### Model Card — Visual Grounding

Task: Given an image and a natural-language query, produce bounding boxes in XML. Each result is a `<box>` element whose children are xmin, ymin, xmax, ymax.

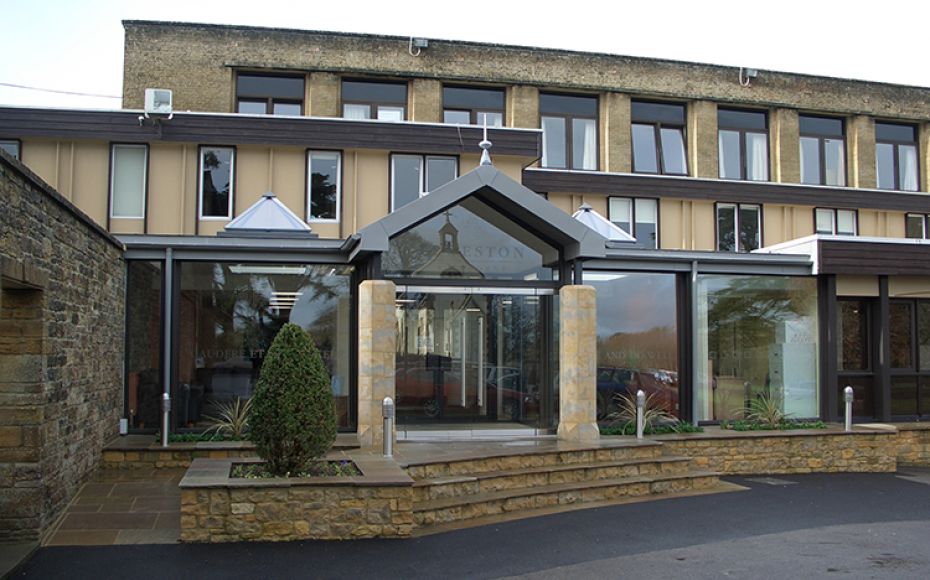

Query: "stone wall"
<box><xmin>123</xmin><ymin>21</ymin><xmax>930</xmax><ymax>120</ymax></box>
<box><xmin>0</xmin><ymin>150</ymin><xmax>125</xmax><ymax>542</ymax></box>
<box><xmin>659</xmin><ymin>430</ymin><xmax>897</xmax><ymax>475</ymax></box>
<box><xmin>895</xmin><ymin>424</ymin><xmax>930</xmax><ymax>465</ymax></box>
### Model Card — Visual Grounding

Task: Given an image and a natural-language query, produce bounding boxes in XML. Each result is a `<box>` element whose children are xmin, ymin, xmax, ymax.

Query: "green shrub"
<box><xmin>249</xmin><ymin>323</ymin><xmax>336</xmax><ymax>476</ymax></box>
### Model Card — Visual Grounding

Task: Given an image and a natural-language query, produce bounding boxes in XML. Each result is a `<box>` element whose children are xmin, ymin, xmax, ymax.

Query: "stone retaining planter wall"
<box><xmin>655</xmin><ymin>429</ymin><xmax>897</xmax><ymax>474</ymax></box>
<box><xmin>895</xmin><ymin>424</ymin><xmax>930</xmax><ymax>465</ymax></box>
<box><xmin>103</xmin><ymin>444</ymin><xmax>257</xmax><ymax>469</ymax></box>
<box><xmin>179</xmin><ymin>457</ymin><xmax>413</xmax><ymax>542</ymax></box>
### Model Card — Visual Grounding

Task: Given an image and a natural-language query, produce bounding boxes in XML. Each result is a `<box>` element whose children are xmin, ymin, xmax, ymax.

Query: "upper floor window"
<box><xmin>815</xmin><ymin>208</ymin><xmax>857</xmax><ymax>235</ymax></box>
<box><xmin>906</xmin><ymin>213</ymin><xmax>929</xmax><ymax>239</ymax></box>
<box><xmin>717</xmin><ymin>202</ymin><xmax>761</xmax><ymax>252</ymax></box>
<box><xmin>199</xmin><ymin>147</ymin><xmax>235</xmax><ymax>220</ymax></box>
<box><xmin>391</xmin><ymin>154</ymin><xmax>457</xmax><ymax>211</ymax></box>
<box><xmin>718</xmin><ymin>109</ymin><xmax>768</xmax><ymax>181</ymax></box>
<box><xmin>308</xmin><ymin>151</ymin><xmax>341</xmax><ymax>222</ymax></box>
<box><xmin>443</xmin><ymin>86</ymin><xmax>504</xmax><ymax>127</ymax></box>
<box><xmin>631</xmin><ymin>101</ymin><xmax>687</xmax><ymax>175</ymax></box>
<box><xmin>0</xmin><ymin>139</ymin><xmax>20</xmax><ymax>160</ymax></box>
<box><xmin>608</xmin><ymin>197</ymin><xmax>659</xmax><ymax>249</ymax></box>
<box><xmin>236</xmin><ymin>74</ymin><xmax>304</xmax><ymax>116</ymax></box>
<box><xmin>876</xmin><ymin>122</ymin><xmax>919</xmax><ymax>191</ymax></box>
<box><xmin>800</xmin><ymin>115</ymin><xmax>846</xmax><ymax>186</ymax></box>
<box><xmin>342</xmin><ymin>80</ymin><xmax>407</xmax><ymax>121</ymax></box>
<box><xmin>110</xmin><ymin>144</ymin><xmax>147</xmax><ymax>219</ymax></box>
<box><xmin>540</xmin><ymin>93</ymin><xmax>597</xmax><ymax>170</ymax></box>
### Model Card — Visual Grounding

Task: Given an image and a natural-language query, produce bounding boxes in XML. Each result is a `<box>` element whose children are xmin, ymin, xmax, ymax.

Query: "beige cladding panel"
<box><xmin>270</xmin><ymin>147</ymin><xmax>305</xmax><ymax>221</ymax></box>
<box><xmin>21</xmin><ymin>140</ymin><xmax>63</xmax><ymax>193</ymax></box>
<box><xmin>70</xmin><ymin>141</ymin><xmax>110</xmax><ymax>228</ymax></box>
<box><xmin>109</xmin><ymin>218</ymin><xmax>145</xmax><ymax>235</ymax></box>
<box><xmin>890</xmin><ymin>276</ymin><xmax>930</xmax><ymax>298</ymax></box>
<box><xmin>763</xmin><ymin>205</ymin><xmax>815</xmax><ymax>247</ymax></box>
<box><xmin>147</xmin><ymin>143</ymin><xmax>188</xmax><ymax>234</ymax></box>
<box><xmin>837</xmin><ymin>275</ymin><xmax>879</xmax><ymax>297</ymax></box>
<box><xmin>691</xmin><ymin>201</ymin><xmax>716</xmax><ymax>251</ymax></box>
<box><xmin>658</xmin><ymin>199</ymin><xmax>685</xmax><ymax>250</ymax></box>
<box><xmin>353</xmin><ymin>150</ymin><xmax>390</xmax><ymax>231</ymax></box>
<box><xmin>234</xmin><ymin>146</ymin><xmax>272</xmax><ymax>216</ymax></box>
<box><xmin>858</xmin><ymin>210</ymin><xmax>900</xmax><ymax>237</ymax></box>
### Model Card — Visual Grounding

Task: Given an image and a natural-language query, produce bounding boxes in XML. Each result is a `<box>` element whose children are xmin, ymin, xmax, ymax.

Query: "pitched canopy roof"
<box><xmin>572</xmin><ymin>203</ymin><xmax>636</xmax><ymax>243</ymax></box>
<box><xmin>221</xmin><ymin>191</ymin><xmax>312</xmax><ymax>237</ymax></box>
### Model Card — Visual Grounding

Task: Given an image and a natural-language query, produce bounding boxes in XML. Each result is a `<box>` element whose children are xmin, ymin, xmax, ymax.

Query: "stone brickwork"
<box><xmin>356</xmin><ymin>280</ymin><xmax>396</xmax><ymax>449</ymax></box>
<box><xmin>557</xmin><ymin>285</ymin><xmax>599</xmax><ymax>442</ymax></box>
<box><xmin>102</xmin><ymin>446</ymin><xmax>257</xmax><ymax>470</ymax></box>
<box><xmin>895</xmin><ymin>424</ymin><xmax>930</xmax><ymax>465</ymax></box>
<box><xmin>659</xmin><ymin>430</ymin><xmax>897</xmax><ymax>475</ymax></box>
<box><xmin>123</xmin><ymin>21</ymin><xmax>930</xmax><ymax>120</ymax></box>
<box><xmin>0</xmin><ymin>151</ymin><xmax>125</xmax><ymax>541</ymax></box>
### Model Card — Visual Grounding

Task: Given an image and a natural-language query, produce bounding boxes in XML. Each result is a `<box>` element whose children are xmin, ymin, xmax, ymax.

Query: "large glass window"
<box><xmin>0</xmin><ymin>139</ymin><xmax>20</xmax><ymax>160</ymax></box>
<box><xmin>716</xmin><ymin>203</ymin><xmax>761</xmax><ymax>253</ymax></box>
<box><xmin>383</xmin><ymin>198</ymin><xmax>558</xmax><ymax>281</ymax></box>
<box><xmin>443</xmin><ymin>86</ymin><xmax>504</xmax><ymax>127</ymax></box>
<box><xmin>586</xmin><ymin>272</ymin><xmax>679</xmax><ymax>420</ymax></box>
<box><xmin>888</xmin><ymin>300</ymin><xmax>930</xmax><ymax>418</ymax></box>
<box><xmin>800</xmin><ymin>115</ymin><xmax>846</xmax><ymax>186</ymax></box>
<box><xmin>540</xmin><ymin>93</ymin><xmax>597</xmax><ymax>170</ymax></box>
<box><xmin>608</xmin><ymin>197</ymin><xmax>658</xmax><ymax>249</ymax></box>
<box><xmin>815</xmin><ymin>208</ymin><xmax>857</xmax><ymax>235</ymax></box>
<box><xmin>177</xmin><ymin>262</ymin><xmax>355</xmax><ymax>430</ymax></box>
<box><xmin>125</xmin><ymin>261</ymin><xmax>163</xmax><ymax>431</ymax></box>
<box><xmin>236</xmin><ymin>74</ymin><xmax>304</xmax><ymax>115</ymax></box>
<box><xmin>199</xmin><ymin>147</ymin><xmax>235</xmax><ymax>219</ymax></box>
<box><xmin>876</xmin><ymin>122</ymin><xmax>919</xmax><ymax>191</ymax></box>
<box><xmin>110</xmin><ymin>144</ymin><xmax>147</xmax><ymax>219</ymax></box>
<box><xmin>390</xmin><ymin>154</ymin><xmax>457</xmax><ymax>211</ymax></box>
<box><xmin>342</xmin><ymin>80</ymin><xmax>407</xmax><ymax>121</ymax></box>
<box><xmin>695</xmin><ymin>275</ymin><xmax>819</xmax><ymax>422</ymax></box>
<box><xmin>631</xmin><ymin>101</ymin><xmax>687</xmax><ymax>175</ymax></box>
<box><xmin>307</xmin><ymin>151</ymin><xmax>341</xmax><ymax>222</ymax></box>
<box><xmin>718</xmin><ymin>109</ymin><xmax>768</xmax><ymax>181</ymax></box>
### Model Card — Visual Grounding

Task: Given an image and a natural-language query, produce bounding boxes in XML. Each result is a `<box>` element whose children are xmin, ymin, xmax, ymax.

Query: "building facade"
<box><xmin>2</xmin><ymin>21</ymin><xmax>930</xmax><ymax>443</ymax></box>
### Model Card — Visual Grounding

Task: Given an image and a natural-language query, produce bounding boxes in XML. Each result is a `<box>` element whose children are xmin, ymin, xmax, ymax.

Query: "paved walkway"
<box><xmin>44</xmin><ymin>468</ymin><xmax>183</xmax><ymax>546</ymax></box>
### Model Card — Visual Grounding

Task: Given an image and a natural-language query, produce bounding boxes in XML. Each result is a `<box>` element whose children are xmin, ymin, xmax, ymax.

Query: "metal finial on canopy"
<box><xmin>479</xmin><ymin>117</ymin><xmax>492</xmax><ymax>166</ymax></box>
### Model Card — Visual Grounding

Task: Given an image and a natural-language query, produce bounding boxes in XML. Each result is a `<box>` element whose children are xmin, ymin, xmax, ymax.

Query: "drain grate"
<box><xmin>744</xmin><ymin>477</ymin><xmax>798</xmax><ymax>486</ymax></box>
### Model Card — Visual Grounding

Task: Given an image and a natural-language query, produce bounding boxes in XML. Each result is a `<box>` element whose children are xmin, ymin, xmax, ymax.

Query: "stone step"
<box><xmin>414</xmin><ymin>470</ymin><xmax>721</xmax><ymax>527</ymax></box>
<box><xmin>412</xmin><ymin>456</ymin><xmax>692</xmax><ymax>502</ymax></box>
<box><xmin>404</xmin><ymin>441</ymin><xmax>663</xmax><ymax>480</ymax></box>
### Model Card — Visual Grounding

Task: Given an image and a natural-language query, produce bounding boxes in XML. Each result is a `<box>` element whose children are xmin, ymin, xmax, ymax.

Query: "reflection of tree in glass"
<box><xmin>201</xmin><ymin>150</ymin><xmax>229</xmax><ymax>216</ymax></box>
<box><xmin>383</xmin><ymin>231</ymin><xmax>439</xmax><ymax>276</ymax></box>
<box><xmin>706</xmin><ymin>278</ymin><xmax>810</xmax><ymax>349</ymax></box>
<box><xmin>309</xmin><ymin>172</ymin><xmax>336</xmax><ymax>219</ymax></box>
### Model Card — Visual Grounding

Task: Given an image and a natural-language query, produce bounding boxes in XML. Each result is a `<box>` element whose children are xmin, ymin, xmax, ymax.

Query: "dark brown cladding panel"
<box><xmin>523</xmin><ymin>169</ymin><xmax>930</xmax><ymax>213</ymax></box>
<box><xmin>0</xmin><ymin>108</ymin><xmax>540</xmax><ymax>157</ymax></box>
<box><xmin>819</xmin><ymin>241</ymin><xmax>930</xmax><ymax>276</ymax></box>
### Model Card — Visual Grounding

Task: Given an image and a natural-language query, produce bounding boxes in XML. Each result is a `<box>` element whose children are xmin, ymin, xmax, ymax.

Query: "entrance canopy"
<box><xmin>350</xmin><ymin>165</ymin><xmax>608</xmax><ymax>264</ymax></box>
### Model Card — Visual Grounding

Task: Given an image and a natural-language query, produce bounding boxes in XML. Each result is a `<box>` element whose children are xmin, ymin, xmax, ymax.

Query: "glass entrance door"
<box><xmin>395</xmin><ymin>291</ymin><xmax>552</xmax><ymax>427</ymax></box>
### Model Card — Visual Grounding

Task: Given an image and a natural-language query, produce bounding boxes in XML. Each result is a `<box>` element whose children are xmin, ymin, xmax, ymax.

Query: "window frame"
<box><xmin>442</xmin><ymin>85</ymin><xmax>505</xmax><ymax>127</ymax></box>
<box><xmin>539</xmin><ymin>92</ymin><xmax>599</xmax><ymax>171</ymax></box>
<box><xmin>341</xmin><ymin>79</ymin><xmax>408</xmax><ymax>121</ymax></box>
<box><xmin>607</xmin><ymin>196</ymin><xmax>660</xmax><ymax>249</ymax></box>
<box><xmin>906</xmin><ymin>213</ymin><xmax>930</xmax><ymax>239</ymax></box>
<box><xmin>0</xmin><ymin>138</ymin><xmax>21</xmax><ymax>160</ymax></box>
<box><xmin>715</xmin><ymin>202</ymin><xmax>762</xmax><ymax>253</ymax></box>
<box><xmin>108</xmin><ymin>142</ymin><xmax>149</xmax><ymax>221</ymax></box>
<box><xmin>197</xmin><ymin>145</ymin><xmax>236</xmax><ymax>221</ymax></box>
<box><xmin>799</xmin><ymin>115</ymin><xmax>846</xmax><ymax>186</ymax></box>
<box><xmin>306</xmin><ymin>149</ymin><xmax>343</xmax><ymax>224</ymax></box>
<box><xmin>875</xmin><ymin>121</ymin><xmax>920</xmax><ymax>192</ymax></box>
<box><xmin>630</xmin><ymin>101</ymin><xmax>688</xmax><ymax>176</ymax></box>
<box><xmin>717</xmin><ymin>108</ymin><xmax>769</xmax><ymax>182</ymax></box>
<box><xmin>235</xmin><ymin>72</ymin><xmax>305</xmax><ymax>116</ymax></box>
<box><xmin>389</xmin><ymin>153</ymin><xmax>459</xmax><ymax>212</ymax></box>
<box><xmin>814</xmin><ymin>207</ymin><xmax>858</xmax><ymax>236</ymax></box>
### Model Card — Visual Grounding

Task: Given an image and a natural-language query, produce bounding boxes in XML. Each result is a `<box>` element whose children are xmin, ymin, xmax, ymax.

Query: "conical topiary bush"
<box><xmin>249</xmin><ymin>323</ymin><xmax>336</xmax><ymax>476</ymax></box>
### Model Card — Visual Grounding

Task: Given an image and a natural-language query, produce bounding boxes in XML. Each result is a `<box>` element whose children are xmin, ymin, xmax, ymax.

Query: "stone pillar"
<box><xmin>688</xmin><ymin>100</ymin><xmax>718</xmax><ymax>178</ymax></box>
<box><xmin>771</xmin><ymin>108</ymin><xmax>800</xmax><ymax>183</ymax></box>
<box><xmin>507</xmin><ymin>85</ymin><xmax>539</xmax><ymax>129</ymax></box>
<box><xmin>308</xmin><ymin>72</ymin><xmax>341</xmax><ymax>117</ymax></box>
<box><xmin>848</xmin><ymin>115</ymin><xmax>876</xmax><ymax>189</ymax></box>
<box><xmin>601</xmin><ymin>92</ymin><xmax>631</xmax><ymax>173</ymax></box>
<box><xmin>557</xmin><ymin>285</ymin><xmax>599</xmax><ymax>442</ymax></box>
<box><xmin>409</xmin><ymin>79</ymin><xmax>442</xmax><ymax>123</ymax></box>
<box><xmin>357</xmin><ymin>280</ymin><xmax>397</xmax><ymax>449</ymax></box>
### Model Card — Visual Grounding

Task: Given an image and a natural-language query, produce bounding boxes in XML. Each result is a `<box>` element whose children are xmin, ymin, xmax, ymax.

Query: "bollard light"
<box><xmin>382</xmin><ymin>397</ymin><xmax>395</xmax><ymax>458</ymax></box>
<box><xmin>844</xmin><ymin>386</ymin><xmax>854</xmax><ymax>432</ymax></box>
<box><xmin>636</xmin><ymin>389</ymin><xmax>646</xmax><ymax>441</ymax></box>
<box><xmin>161</xmin><ymin>393</ymin><xmax>171</xmax><ymax>448</ymax></box>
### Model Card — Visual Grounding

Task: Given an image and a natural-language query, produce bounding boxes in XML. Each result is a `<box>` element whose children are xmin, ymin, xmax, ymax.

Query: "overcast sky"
<box><xmin>2</xmin><ymin>0</ymin><xmax>928</xmax><ymax>109</ymax></box>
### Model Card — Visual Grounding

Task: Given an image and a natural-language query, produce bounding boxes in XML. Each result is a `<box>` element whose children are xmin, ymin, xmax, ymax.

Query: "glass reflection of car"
<box><xmin>395</xmin><ymin>365</ymin><xmax>532</xmax><ymax>421</ymax></box>
<box><xmin>596</xmin><ymin>366</ymin><xmax>679</xmax><ymax>420</ymax></box>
